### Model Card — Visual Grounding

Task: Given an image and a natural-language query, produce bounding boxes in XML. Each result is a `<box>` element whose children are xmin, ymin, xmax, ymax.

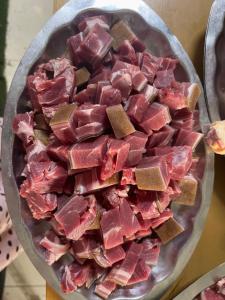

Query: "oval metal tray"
<box><xmin>205</xmin><ymin>0</ymin><xmax>225</xmax><ymax>122</ymax></box>
<box><xmin>173</xmin><ymin>262</ymin><xmax>225</xmax><ymax>300</ymax></box>
<box><xmin>2</xmin><ymin>0</ymin><xmax>214</xmax><ymax>299</ymax></box>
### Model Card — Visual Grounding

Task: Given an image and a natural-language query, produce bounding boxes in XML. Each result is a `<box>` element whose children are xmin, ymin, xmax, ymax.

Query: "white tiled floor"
<box><xmin>4</xmin><ymin>1</ymin><xmax>54</xmax><ymax>299</ymax></box>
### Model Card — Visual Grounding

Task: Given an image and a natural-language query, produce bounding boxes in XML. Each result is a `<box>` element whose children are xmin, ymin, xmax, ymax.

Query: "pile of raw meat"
<box><xmin>12</xmin><ymin>15</ymin><xmax>203</xmax><ymax>299</ymax></box>
<box><xmin>195</xmin><ymin>277</ymin><xmax>225</xmax><ymax>299</ymax></box>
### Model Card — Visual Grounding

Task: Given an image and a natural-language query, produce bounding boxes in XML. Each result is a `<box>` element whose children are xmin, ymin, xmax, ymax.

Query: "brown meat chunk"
<box><xmin>75</xmin><ymin>67</ymin><xmax>90</xmax><ymax>87</ymax></box>
<box><xmin>135</xmin><ymin>156</ymin><xmax>170</xmax><ymax>191</ymax></box>
<box><xmin>154</xmin><ymin>218</ymin><xmax>184</xmax><ymax>244</ymax></box>
<box><xmin>111</xmin><ymin>21</ymin><xmax>136</xmax><ymax>50</ymax></box>
<box><xmin>173</xmin><ymin>174</ymin><xmax>198</xmax><ymax>206</ymax></box>
<box><xmin>106</xmin><ymin>104</ymin><xmax>135</xmax><ymax>138</ymax></box>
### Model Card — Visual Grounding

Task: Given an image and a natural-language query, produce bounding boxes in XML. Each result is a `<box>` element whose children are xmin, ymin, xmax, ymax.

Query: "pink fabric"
<box><xmin>0</xmin><ymin>117</ymin><xmax>22</xmax><ymax>271</ymax></box>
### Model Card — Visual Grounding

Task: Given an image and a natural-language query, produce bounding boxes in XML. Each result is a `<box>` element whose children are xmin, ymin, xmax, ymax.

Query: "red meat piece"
<box><xmin>119</xmin><ymin>199</ymin><xmax>141</xmax><ymax>238</ymax></box>
<box><xmin>79</xmin><ymin>24</ymin><xmax>113</xmax><ymax>67</ymax></box>
<box><xmin>126</xmin><ymin>94</ymin><xmax>149</xmax><ymax>123</ymax></box>
<box><xmin>153</xmin><ymin>146</ymin><xmax>192</xmax><ymax>180</ymax></box>
<box><xmin>75</xmin><ymin>168</ymin><xmax>119</xmax><ymax>195</ymax></box>
<box><xmin>40</xmin><ymin>230</ymin><xmax>70</xmax><ymax>265</ymax></box>
<box><xmin>175</xmin><ymin>128</ymin><xmax>203</xmax><ymax>150</ymax></box>
<box><xmin>78</xmin><ymin>15</ymin><xmax>109</xmax><ymax>33</ymax></box>
<box><xmin>67</xmin><ymin>32</ymin><xmax>84</xmax><ymax>66</ymax></box>
<box><xmin>101</xmin><ymin>138</ymin><xmax>130</xmax><ymax>180</ymax></box>
<box><xmin>117</xmin><ymin>40</ymin><xmax>138</xmax><ymax>65</ymax></box>
<box><xmin>12</xmin><ymin>112</ymin><xmax>35</xmax><ymax>147</ymax></box>
<box><xmin>108</xmin><ymin>242</ymin><xmax>143</xmax><ymax>285</ymax></box>
<box><xmin>74</xmin><ymin>84</ymin><xmax>97</xmax><ymax>104</ymax></box>
<box><xmin>150</xmin><ymin>209</ymin><xmax>173</xmax><ymax>229</ymax></box>
<box><xmin>54</xmin><ymin>195</ymin><xmax>97</xmax><ymax>240</ymax></box>
<box><xmin>20</xmin><ymin>183</ymin><xmax>57</xmax><ymax>220</ymax></box>
<box><xmin>127</xmin><ymin>260</ymin><xmax>151</xmax><ymax>285</ymax></box>
<box><xmin>154</xmin><ymin>69</ymin><xmax>175</xmax><ymax>89</ymax></box>
<box><xmin>75</xmin><ymin>104</ymin><xmax>108</xmax><ymax>127</ymax></box>
<box><xmin>61</xmin><ymin>262</ymin><xmax>91</xmax><ymax>293</ymax></box>
<box><xmin>69</xmin><ymin>135</ymin><xmax>108</xmax><ymax>170</ymax></box>
<box><xmin>100</xmin><ymin>207</ymin><xmax>123</xmax><ymax>249</ymax></box>
<box><xmin>140</xmin><ymin>102</ymin><xmax>171</xmax><ymax>133</ymax></box>
<box><xmin>95</xmin><ymin>278</ymin><xmax>117</xmax><ymax>299</ymax></box>
<box><xmin>20</xmin><ymin>160</ymin><xmax>67</xmax><ymax>194</ymax></box>
<box><xmin>121</xmin><ymin>168</ymin><xmax>136</xmax><ymax>185</ymax></box>
<box><xmin>140</xmin><ymin>239</ymin><xmax>161</xmax><ymax>266</ymax></box>
<box><xmin>98</xmin><ymin>85</ymin><xmax>122</xmax><ymax>106</ymax></box>
<box><xmin>147</xmin><ymin>126</ymin><xmax>175</xmax><ymax>149</ymax></box>
<box><xmin>134</xmin><ymin>191</ymin><xmax>160</xmax><ymax>219</ymax></box>
<box><xmin>47</xmin><ymin>142</ymin><xmax>69</xmax><ymax>163</ymax></box>
<box><xmin>102</xmin><ymin>186</ymin><xmax>129</xmax><ymax>208</ymax></box>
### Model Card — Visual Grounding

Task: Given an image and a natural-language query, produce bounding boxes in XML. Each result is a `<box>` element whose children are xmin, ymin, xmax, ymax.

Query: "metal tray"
<box><xmin>173</xmin><ymin>262</ymin><xmax>225</xmax><ymax>300</ymax></box>
<box><xmin>2</xmin><ymin>0</ymin><xmax>214</xmax><ymax>299</ymax></box>
<box><xmin>205</xmin><ymin>0</ymin><xmax>225</xmax><ymax>122</ymax></box>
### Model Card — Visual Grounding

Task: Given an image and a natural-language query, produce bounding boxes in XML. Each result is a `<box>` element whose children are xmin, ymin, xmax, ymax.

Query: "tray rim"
<box><xmin>173</xmin><ymin>262</ymin><xmax>225</xmax><ymax>300</ymax></box>
<box><xmin>1</xmin><ymin>0</ymin><xmax>214</xmax><ymax>299</ymax></box>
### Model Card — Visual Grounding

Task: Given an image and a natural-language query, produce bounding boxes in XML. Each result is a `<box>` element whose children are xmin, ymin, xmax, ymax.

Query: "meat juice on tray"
<box><xmin>12</xmin><ymin>15</ymin><xmax>204</xmax><ymax>299</ymax></box>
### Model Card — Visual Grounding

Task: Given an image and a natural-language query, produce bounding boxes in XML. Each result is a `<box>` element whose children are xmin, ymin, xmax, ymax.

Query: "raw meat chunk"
<box><xmin>147</xmin><ymin>125</ymin><xmax>175</xmax><ymax>148</ymax></box>
<box><xmin>20</xmin><ymin>160</ymin><xmax>67</xmax><ymax>194</ymax></box>
<box><xmin>98</xmin><ymin>86</ymin><xmax>122</xmax><ymax>106</ymax></box>
<box><xmin>78</xmin><ymin>15</ymin><xmax>109</xmax><ymax>33</ymax></box>
<box><xmin>140</xmin><ymin>102</ymin><xmax>171</xmax><ymax>133</ymax></box>
<box><xmin>121</xmin><ymin>168</ymin><xmax>136</xmax><ymax>185</ymax></box>
<box><xmin>159</xmin><ymin>81</ymin><xmax>201</xmax><ymax>111</ymax></box>
<box><xmin>20</xmin><ymin>186</ymin><xmax>57</xmax><ymax>220</ymax></box>
<box><xmin>74</xmin><ymin>84</ymin><xmax>97</xmax><ymax>104</ymax></box>
<box><xmin>127</xmin><ymin>260</ymin><xmax>151</xmax><ymax>285</ymax></box>
<box><xmin>40</xmin><ymin>230</ymin><xmax>70</xmax><ymax>265</ymax></box>
<box><xmin>12</xmin><ymin>112</ymin><xmax>35</xmax><ymax>146</ymax></box>
<box><xmin>101</xmin><ymin>138</ymin><xmax>130</xmax><ymax>180</ymax></box>
<box><xmin>153</xmin><ymin>146</ymin><xmax>192</xmax><ymax>180</ymax></box>
<box><xmin>75</xmin><ymin>168</ymin><xmax>119</xmax><ymax>194</ymax></box>
<box><xmin>95</xmin><ymin>277</ymin><xmax>117</xmax><ymax>299</ymax></box>
<box><xmin>175</xmin><ymin>128</ymin><xmax>203</xmax><ymax>150</ymax></box>
<box><xmin>100</xmin><ymin>207</ymin><xmax>123</xmax><ymax>249</ymax></box>
<box><xmin>173</xmin><ymin>173</ymin><xmax>198</xmax><ymax>206</ymax></box>
<box><xmin>135</xmin><ymin>156</ymin><xmax>170</xmax><ymax>191</ymax></box>
<box><xmin>106</xmin><ymin>104</ymin><xmax>135</xmax><ymax>138</ymax></box>
<box><xmin>67</xmin><ymin>32</ymin><xmax>84</xmax><ymax>66</ymax></box>
<box><xmin>108</xmin><ymin>242</ymin><xmax>143</xmax><ymax>285</ymax></box>
<box><xmin>126</xmin><ymin>94</ymin><xmax>149</xmax><ymax>124</ymax></box>
<box><xmin>154</xmin><ymin>218</ymin><xmax>184</xmax><ymax>244</ymax></box>
<box><xmin>54</xmin><ymin>195</ymin><xmax>97</xmax><ymax>240</ymax></box>
<box><xmin>119</xmin><ymin>198</ymin><xmax>141</xmax><ymax>238</ymax></box>
<box><xmin>49</xmin><ymin>103</ymin><xmax>77</xmax><ymax>144</ymax></box>
<box><xmin>117</xmin><ymin>40</ymin><xmax>137</xmax><ymax>65</ymax></box>
<box><xmin>142</xmin><ymin>84</ymin><xmax>158</xmax><ymax>102</ymax></box>
<box><xmin>79</xmin><ymin>24</ymin><xmax>113</xmax><ymax>67</ymax></box>
<box><xmin>102</xmin><ymin>186</ymin><xmax>129</xmax><ymax>208</ymax></box>
<box><xmin>69</xmin><ymin>135</ymin><xmax>108</xmax><ymax>169</ymax></box>
<box><xmin>111</xmin><ymin>21</ymin><xmax>145</xmax><ymax>51</ymax></box>
<box><xmin>75</xmin><ymin>67</ymin><xmax>90</xmax><ymax>87</ymax></box>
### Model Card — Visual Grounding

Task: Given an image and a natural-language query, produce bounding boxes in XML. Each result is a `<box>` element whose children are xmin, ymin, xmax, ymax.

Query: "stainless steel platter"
<box><xmin>173</xmin><ymin>262</ymin><xmax>225</xmax><ymax>300</ymax></box>
<box><xmin>2</xmin><ymin>0</ymin><xmax>214</xmax><ymax>299</ymax></box>
<box><xmin>205</xmin><ymin>0</ymin><xmax>225</xmax><ymax>122</ymax></box>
